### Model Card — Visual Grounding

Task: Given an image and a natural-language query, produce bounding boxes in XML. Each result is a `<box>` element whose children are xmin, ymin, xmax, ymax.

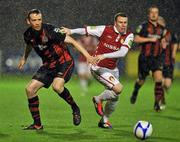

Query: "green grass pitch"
<box><xmin>0</xmin><ymin>75</ymin><xmax>180</xmax><ymax>142</ymax></box>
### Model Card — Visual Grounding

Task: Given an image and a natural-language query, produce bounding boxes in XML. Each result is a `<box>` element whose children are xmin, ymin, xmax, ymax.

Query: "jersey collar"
<box><xmin>113</xmin><ymin>26</ymin><xmax>126</xmax><ymax>35</ymax></box>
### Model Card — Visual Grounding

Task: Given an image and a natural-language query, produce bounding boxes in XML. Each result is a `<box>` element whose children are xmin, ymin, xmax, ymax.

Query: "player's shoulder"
<box><xmin>43</xmin><ymin>23</ymin><xmax>56</xmax><ymax>30</ymax></box>
<box><xmin>135</xmin><ymin>21</ymin><xmax>147</xmax><ymax>34</ymax></box>
<box><xmin>104</xmin><ymin>25</ymin><xmax>114</xmax><ymax>30</ymax></box>
<box><xmin>24</xmin><ymin>27</ymin><xmax>32</xmax><ymax>37</ymax></box>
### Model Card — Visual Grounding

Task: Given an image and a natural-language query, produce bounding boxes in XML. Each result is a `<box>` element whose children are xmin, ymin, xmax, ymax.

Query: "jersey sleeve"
<box><xmin>121</xmin><ymin>33</ymin><xmax>134</xmax><ymax>49</ymax></box>
<box><xmin>23</xmin><ymin>32</ymin><xmax>31</xmax><ymax>45</ymax></box>
<box><xmin>49</xmin><ymin>26</ymin><xmax>66</xmax><ymax>43</ymax></box>
<box><xmin>86</xmin><ymin>25</ymin><xmax>105</xmax><ymax>37</ymax></box>
<box><xmin>135</xmin><ymin>23</ymin><xmax>147</xmax><ymax>36</ymax></box>
<box><xmin>171</xmin><ymin>33</ymin><xmax>178</xmax><ymax>44</ymax></box>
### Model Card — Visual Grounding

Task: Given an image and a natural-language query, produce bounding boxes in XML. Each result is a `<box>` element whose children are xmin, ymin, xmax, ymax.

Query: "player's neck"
<box><xmin>149</xmin><ymin>20</ymin><xmax>158</xmax><ymax>27</ymax></box>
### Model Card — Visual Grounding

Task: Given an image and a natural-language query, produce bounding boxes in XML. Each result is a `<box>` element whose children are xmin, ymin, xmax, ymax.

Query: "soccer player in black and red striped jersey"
<box><xmin>130</xmin><ymin>6</ymin><xmax>166</xmax><ymax>111</ymax></box>
<box><xmin>18</xmin><ymin>9</ymin><xmax>97</xmax><ymax>130</ymax></box>
<box><xmin>158</xmin><ymin>16</ymin><xmax>178</xmax><ymax>109</ymax></box>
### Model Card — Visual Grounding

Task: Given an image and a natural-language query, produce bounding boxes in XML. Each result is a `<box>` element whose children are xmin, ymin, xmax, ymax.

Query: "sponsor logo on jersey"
<box><xmin>103</xmin><ymin>43</ymin><xmax>119</xmax><ymax>51</ymax></box>
<box><xmin>107</xmin><ymin>35</ymin><xmax>112</xmax><ymax>39</ymax></box>
<box><xmin>37</xmin><ymin>45</ymin><xmax>48</xmax><ymax>50</ymax></box>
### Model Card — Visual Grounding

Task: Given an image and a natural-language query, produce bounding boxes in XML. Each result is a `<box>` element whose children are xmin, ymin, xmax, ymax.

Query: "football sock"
<box><xmin>104</xmin><ymin>99</ymin><xmax>119</xmax><ymax>119</ymax></box>
<box><xmin>28</xmin><ymin>96</ymin><xmax>41</xmax><ymax>126</ymax></box>
<box><xmin>96</xmin><ymin>90</ymin><xmax>118</xmax><ymax>102</ymax></box>
<box><xmin>58</xmin><ymin>87</ymin><xmax>78</xmax><ymax>111</ymax></box>
<box><xmin>132</xmin><ymin>82</ymin><xmax>142</xmax><ymax>96</ymax></box>
<box><xmin>154</xmin><ymin>82</ymin><xmax>164</xmax><ymax>102</ymax></box>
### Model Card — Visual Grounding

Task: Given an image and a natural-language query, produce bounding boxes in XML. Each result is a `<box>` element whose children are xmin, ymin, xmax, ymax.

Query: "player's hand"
<box><xmin>18</xmin><ymin>58</ymin><xmax>26</xmax><ymax>70</ymax></box>
<box><xmin>60</xmin><ymin>27</ymin><xmax>71</xmax><ymax>35</ymax></box>
<box><xmin>95</xmin><ymin>55</ymin><xmax>105</xmax><ymax>62</ymax></box>
<box><xmin>149</xmin><ymin>37</ymin><xmax>158</xmax><ymax>42</ymax></box>
<box><xmin>86</xmin><ymin>56</ymin><xmax>99</xmax><ymax>65</ymax></box>
<box><xmin>161</xmin><ymin>38</ymin><xmax>168</xmax><ymax>49</ymax></box>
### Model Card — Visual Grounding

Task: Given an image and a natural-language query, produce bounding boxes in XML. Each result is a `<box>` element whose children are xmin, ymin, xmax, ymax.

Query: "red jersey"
<box><xmin>86</xmin><ymin>25</ymin><xmax>134</xmax><ymax>69</ymax></box>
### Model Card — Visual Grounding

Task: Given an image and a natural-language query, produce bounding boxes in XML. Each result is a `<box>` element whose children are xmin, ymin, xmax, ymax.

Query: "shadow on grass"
<box><xmin>169</xmin><ymin>106</ymin><xmax>180</xmax><ymax>112</ymax></box>
<box><xmin>0</xmin><ymin>133</ymin><xmax>10</xmax><ymax>138</ymax></box>
<box><xmin>157</xmin><ymin>115</ymin><xmax>180</xmax><ymax>121</ymax></box>
<box><xmin>149</xmin><ymin>136</ymin><xmax>180</xmax><ymax>142</ymax></box>
<box><xmin>37</xmin><ymin>129</ymin><xmax>97</xmax><ymax>140</ymax></box>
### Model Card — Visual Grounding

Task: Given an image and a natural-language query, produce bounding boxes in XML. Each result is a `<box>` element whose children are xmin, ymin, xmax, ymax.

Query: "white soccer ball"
<box><xmin>133</xmin><ymin>120</ymin><xmax>153</xmax><ymax>140</ymax></box>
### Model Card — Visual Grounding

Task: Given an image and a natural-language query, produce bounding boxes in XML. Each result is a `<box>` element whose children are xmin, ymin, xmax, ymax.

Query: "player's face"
<box><xmin>114</xmin><ymin>16</ymin><xmax>128</xmax><ymax>33</ymax></box>
<box><xmin>28</xmin><ymin>13</ymin><xmax>42</xmax><ymax>31</ymax></box>
<box><xmin>149</xmin><ymin>8</ymin><xmax>159</xmax><ymax>22</ymax></box>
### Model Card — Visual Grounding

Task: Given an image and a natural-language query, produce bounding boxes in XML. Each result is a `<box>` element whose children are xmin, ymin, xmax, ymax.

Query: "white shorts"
<box><xmin>90</xmin><ymin>65</ymin><xmax>120</xmax><ymax>89</ymax></box>
<box><xmin>77</xmin><ymin>62</ymin><xmax>91</xmax><ymax>75</ymax></box>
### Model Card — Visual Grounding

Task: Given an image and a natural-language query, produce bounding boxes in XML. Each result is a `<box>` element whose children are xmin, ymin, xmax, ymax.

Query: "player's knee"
<box><xmin>164</xmin><ymin>82</ymin><xmax>171</xmax><ymax>90</ymax></box>
<box><xmin>25</xmin><ymin>85</ymin><xmax>35</xmax><ymax>96</ymax></box>
<box><xmin>52</xmin><ymin>84</ymin><xmax>64</xmax><ymax>93</ymax></box>
<box><xmin>113</xmin><ymin>84</ymin><xmax>123</xmax><ymax>95</ymax></box>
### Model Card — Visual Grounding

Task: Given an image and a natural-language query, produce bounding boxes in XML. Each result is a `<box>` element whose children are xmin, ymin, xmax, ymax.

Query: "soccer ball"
<box><xmin>133</xmin><ymin>120</ymin><xmax>153</xmax><ymax>140</ymax></box>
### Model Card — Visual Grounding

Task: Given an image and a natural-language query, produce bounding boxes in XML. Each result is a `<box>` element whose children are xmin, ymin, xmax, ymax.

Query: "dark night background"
<box><xmin>0</xmin><ymin>0</ymin><xmax>179</xmax><ymax>73</ymax></box>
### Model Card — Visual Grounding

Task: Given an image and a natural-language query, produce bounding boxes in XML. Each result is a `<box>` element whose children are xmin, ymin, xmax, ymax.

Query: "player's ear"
<box><xmin>26</xmin><ymin>18</ymin><xmax>30</xmax><ymax>25</ymax></box>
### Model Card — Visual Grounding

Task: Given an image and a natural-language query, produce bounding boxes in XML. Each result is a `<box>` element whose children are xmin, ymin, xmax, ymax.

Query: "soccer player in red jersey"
<box><xmin>158</xmin><ymin>16</ymin><xmax>178</xmax><ymax>109</ymax></box>
<box><xmin>61</xmin><ymin>13</ymin><xmax>134</xmax><ymax>128</ymax></box>
<box><xmin>18</xmin><ymin>9</ymin><xmax>97</xmax><ymax>130</ymax></box>
<box><xmin>130</xmin><ymin>6</ymin><xmax>166</xmax><ymax>111</ymax></box>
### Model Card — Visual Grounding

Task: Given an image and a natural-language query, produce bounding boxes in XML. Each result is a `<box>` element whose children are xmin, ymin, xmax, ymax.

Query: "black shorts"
<box><xmin>163</xmin><ymin>65</ymin><xmax>174</xmax><ymax>79</ymax></box>
<box><xmin>138</xmin><ymin>54</ymin><xmax>163</xmax><ymax>80</ymax></box>
<box><xmin>32</xmin><ymin>60</ymin><xmax>74</xmax><ymax>88</ymax></box>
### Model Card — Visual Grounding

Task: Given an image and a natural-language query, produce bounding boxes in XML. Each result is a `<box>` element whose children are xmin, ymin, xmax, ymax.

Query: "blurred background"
<box><xmin>0</xmin><ymin>0</ymin><xmax>179</xmax><ymax>77</ymax></box>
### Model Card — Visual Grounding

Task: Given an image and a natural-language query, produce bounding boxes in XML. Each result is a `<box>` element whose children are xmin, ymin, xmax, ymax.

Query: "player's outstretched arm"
<box><xmin>64</xmin><ymin>35</ymin><xmax>98</xmax><ymax>65</ymax></box>
<box><xmin>18</xmin><ymin>45</ymin><xmax>32</xmax><ymax>70</ymax></box>
<box><xmin>60</xmin><ymin>27</ymin><xmax>86</xmax><ymax>35</ymax></box>
<box><xmin>134</xmin><ymin>35</ymin><xmax>158</xmax><ymax>43</ymax></box>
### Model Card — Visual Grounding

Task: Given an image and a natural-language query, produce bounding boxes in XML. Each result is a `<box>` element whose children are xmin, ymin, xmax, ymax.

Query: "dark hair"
<box><xmin>114</xmin><ymin>12</ymin><xmax>127</xmax><ymax>21</ymax></box>
<box><xmin>148</xmin><ymin>5</ymin><xmax>159</xmax><ymax>14</ymax></box>
<box><xmin>27</xmin><ymin>9</ymin><xmax>41</xmax><ymax>19</ymax></box>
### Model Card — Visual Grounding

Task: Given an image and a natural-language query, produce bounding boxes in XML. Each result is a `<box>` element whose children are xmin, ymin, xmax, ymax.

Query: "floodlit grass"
<box><xmin>0</xmin><ymin>75</ymin><xmax>180</xmax><ymax>142</ymax></box>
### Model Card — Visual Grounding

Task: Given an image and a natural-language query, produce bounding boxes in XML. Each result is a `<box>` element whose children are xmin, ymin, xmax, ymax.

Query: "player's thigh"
<box><xmin>91</xmin><ymin>66</ymin><xmax>120</xmax><ymax>89</ymax></box>
<box><xmin>138</xmin><ymin>55</ymin><xmax>149</xmax><ymax>80</ymax></box>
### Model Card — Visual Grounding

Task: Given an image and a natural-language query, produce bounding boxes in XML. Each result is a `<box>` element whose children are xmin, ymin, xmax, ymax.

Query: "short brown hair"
<box><xmin>148</xmin><ymin>5</ymin><xmax>159</xmax><ymax>14</ymax></box>
<box><xmin>114</xmin><ymin>12</ymin><xmax>127</xmax><ymax>21</ymax></box>
<box><xmin>27</xmin><ymin>9</ymin><xmax>41</xmax><ymax>19</ymax></box>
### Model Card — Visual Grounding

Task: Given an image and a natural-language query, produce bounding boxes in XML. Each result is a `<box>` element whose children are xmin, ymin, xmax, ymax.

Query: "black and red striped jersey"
<box><xmin>163</xmin><ymin>30</ymin><xmax>178</xmax><ymax>65</ymax></box>
<box><xmin>24</xmin><ymin>23</ymin><xmax>73</xmax><ymax>68</ymax></box>
<box><xmin>136</xmin><ymin>21</ymin><xmax>165</xmax><ymax>57</ymax></box>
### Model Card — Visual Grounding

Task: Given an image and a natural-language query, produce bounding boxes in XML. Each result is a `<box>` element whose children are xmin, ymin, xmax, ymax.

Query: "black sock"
<box><xmin>133</xmin><ymin>82</ymin><xmax>142</xmax><ymax>96</ymax></box>
<box><xmin>58</xmin><ymin>87</ymin><xmax>79</xmax><ymax>111</ymax></box>
<box><xmin>28</xmin><ymin>96</ymin><xmax>41</xmax><ymax>126</ymax></box>
<box><xmin>154</xmin><ymin>82</ymin><xmax>164</xmax><ymax>102</ymax></box>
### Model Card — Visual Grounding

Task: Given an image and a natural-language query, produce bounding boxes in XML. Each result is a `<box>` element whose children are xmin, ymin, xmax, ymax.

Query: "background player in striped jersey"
<box><xmin>130</xmin><ymin>6</ymin><xmax>166</xmax><ymax>111</ymax></box>
<box><xmin>158</xmin><ymin>16</ymin><xmax>178</xmax><ymax>109</ymax></box>
<box><xmin>61</xmin><ymin>12</ymin><xmax>134</xmax><ymax>128</ymax></box>
<box><xmin>18</xmin><ymin>9</ymin><xmax>97</xmax><ymax>130</ymax></box>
